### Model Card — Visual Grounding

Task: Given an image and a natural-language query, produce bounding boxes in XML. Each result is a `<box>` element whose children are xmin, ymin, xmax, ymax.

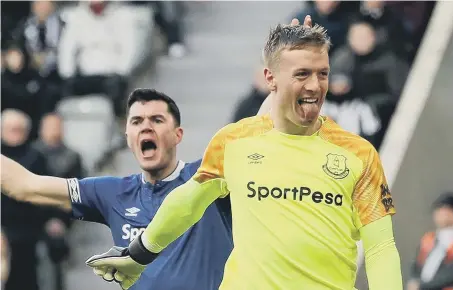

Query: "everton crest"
<box><xmin>322</xmin><ymin>153</ymin><xmax>350</xmax><ymax>179</ymax></box>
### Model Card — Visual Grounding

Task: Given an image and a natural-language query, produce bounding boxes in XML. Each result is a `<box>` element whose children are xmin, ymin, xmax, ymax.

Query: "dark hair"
<box><xmin>432</xmin><ymin>192</ymin><xmax>453</xmax><ymax>211</ymax></box>
<box><xmin>126</xmin><ymin>88</ymin><xmax>181</xmax><ymax>126</ymax></box>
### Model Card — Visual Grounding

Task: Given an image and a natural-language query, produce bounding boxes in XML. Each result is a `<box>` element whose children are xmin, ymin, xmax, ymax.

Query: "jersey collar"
<box><xmin>141</xmin><ymin>160</ymin><xmax>186</xmax><ymax>184</ymax></box>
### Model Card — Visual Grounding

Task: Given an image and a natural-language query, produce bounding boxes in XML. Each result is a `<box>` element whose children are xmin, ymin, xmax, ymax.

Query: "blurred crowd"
<box><xmin>233</xmin><ymin>0</ymin><xmax>435</xmax><ymax>151</ymax></box>
<box><xmin>2</xmin><ymin>1</ymin><xmax>451</xmax><ymax>290</ymax></box>
<box><xmin>1</xmin><ymin>1</ymin><xmax>185</xmax><ymax>289</ymax></box>
<box><xmin>407</xmin><ymin>193</ymin><xmax>453</xmax><ymax>290</ymax></box>
<box><xmin>1</xmin><ymin>0</ymin><xmax>186</xmax><ymax>172</ymax></box>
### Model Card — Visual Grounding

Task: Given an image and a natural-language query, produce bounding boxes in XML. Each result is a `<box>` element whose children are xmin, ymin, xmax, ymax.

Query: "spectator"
<box><xmin>14</xmin><ymin>0</ymin><xmax>65</xmax><ymax>84</ymax></box>
<box><xmin>386</xmin><ymin>1</ymin><xmax>436</xmax><ymax>62</ymax></box>
<box><xmin>58</xmin><ymin>0</ymin><xmax>135</xmax><ymax>118</ymax></box>
<box><xmin>151</xmin><ymin>1</ymin><xmax>187</xmax><ymax>58</ymax></box>
<box><xmin>33</xmin><ymin>112</ymin><xmax>85</xmax><ymax>180</ymax></box>
<box><xmin>232</xmin><ymin>68</ymin><xmax>269</xmax><ymax>122</ymax></box>
<box><xmin>407</xmin><ymin>193</ymin><xmax>453</xmax><ymax>290</ymax></box>
<box><xmin>0</xmin><ymin>109</ymin><xmax>51</xmax><ymax>290</ymax></box>
<box><xmin>1</xmin><ymin>1</ymin><xmax>31</xmax><ymax>50</ymax></box>
<box><xmin>1</xmin><ymin>45</ymin><xmax>38</xmax><ymax>115</ymax></box>
<box><xmin>1</xmin><ymin>44</ymin><xmax>57</xmax><ymax>141</ymax></box>
<box><xmin>292</xmin><ymin>0</ymin><xmax>356</xmax><ymax>54</ymax></box>
<box><xmin>356</xmin><ymin>1</ymin><xmax>414</xmax><ymax>62</ymax></box>
<box><xmin>321</xmin><ymin>77</ymin><xmax>381</xmax><ymax>139</ymax></box>
<box><xmin>32</xmin><ymin>112</ymin><xmax>86</xmax><ymax>290</ymax></box>
<box><xmin>328</xmin><ymin>20</ymin><xmax>410</xmax><ymax>149</ymax></box>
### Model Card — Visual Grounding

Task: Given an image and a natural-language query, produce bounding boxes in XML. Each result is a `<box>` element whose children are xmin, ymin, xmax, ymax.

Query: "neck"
<box><xmin>270</xmin><ymin>109</ymin><xmax>321</xmax><ymax>136</ymax></box>
<box><xmin>142</xmin><ymin>158</ymin><xmax>178</xmax><ymax>184</ymax></box>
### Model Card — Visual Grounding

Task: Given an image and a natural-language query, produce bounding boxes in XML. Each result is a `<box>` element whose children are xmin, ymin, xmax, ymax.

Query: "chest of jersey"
<box><xmin>110</xmin><ymin>184</ymin><xmax>170</xmax><ymax>246</ymax></box>
<box><xmin>225</xmin><ymin>134</ymin><xmax>360</xmax><ymax>199</ymax></box>
<box><xmin>223</xmin><ymin>133</ymin><xmax>364</xmax><ymax>235</ymax></box>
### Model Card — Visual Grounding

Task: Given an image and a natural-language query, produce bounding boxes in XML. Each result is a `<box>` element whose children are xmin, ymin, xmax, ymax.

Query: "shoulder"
<box><xmin>419</xmin><ymin>232</ymin><xmax>436</xmax><ymax>250</ymax></box>
<box><xmin>15</xmin><ymin>17</ymin><xmax>29</xmax><ymax>35</ymax></box>
<box><xmin>186</xmin><ymin>159</ymin><xmax>202</xmax><ymax>170</ymax></box>
<box><xmin>211</xmin><ymin>115</ymin><xmax>273</xmax><ymax>146</ymax></box>
<box><xmin>421</xmin><ymin>231</ymin><xmax>436</xmax><ymax>242</ymax></box>
<box><xmin>23</xmin><ymin>146</ymin><xmax>49</xmax><ymax>175</ymax></box>
<box><xmin>31</xmin><ymin>140</ymin><xmax>45</xmax><ymax>153</ymax></box>
<box><xmin>28</xmin><ymin>145</ymin><xmax>48</xmax><ymax>163</ymax></box>
<box><xmin>61</xmin><ymin>4</ymin><xmax>87</xmax><ymax>25</ymax></box>
<box><xmin>64</xmin><ymin>146</ymin><xmax>82</xmax><ymax>160</ymax></box>
<box><xmin>320</xmin><ymin>117</ymin><xmax>378</xmax><ymax>165</ymax></box>
<box><xmin>182</xmin><ymin>159</ymin><xmax>202</xmax><ymax>178</ymax></box>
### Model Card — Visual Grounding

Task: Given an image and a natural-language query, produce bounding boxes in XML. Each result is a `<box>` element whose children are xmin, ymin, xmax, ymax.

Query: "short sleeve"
<box><xmin>66</xmin><ymin>177</ymin><xmax>107</xmax><ymax>224</ymax></box>
<box><xmin>193</xmin><ymin>124</ymin><xmax>236</xmax><ymax>184</ymax></box>
<box><xmin>353</xmin><ymin>147</ymin><xmax>396</xmax><ymax>227</ymax></box>
<box><xmin>193</xmin><ymin>115</ymin><xmax>272</xmax><ymax>188</ymax></box>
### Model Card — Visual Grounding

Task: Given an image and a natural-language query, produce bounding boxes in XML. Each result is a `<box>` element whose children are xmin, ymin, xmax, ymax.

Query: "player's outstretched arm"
<box><xmin>360</xmin><ymin>216</ymin><xmax>403</xmax><ymax>290</ymax></box>
<box><xmin>1</xmin><ymin>154</ymin><xmax>71</xmax><ymax>211</ymax></box>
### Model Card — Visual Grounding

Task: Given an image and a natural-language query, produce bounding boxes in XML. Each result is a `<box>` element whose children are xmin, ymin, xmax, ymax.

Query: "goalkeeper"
<box><xmin>86</xmin><ymin>19</ymin><xmax>403</xmax><ymax>290</ymax></box>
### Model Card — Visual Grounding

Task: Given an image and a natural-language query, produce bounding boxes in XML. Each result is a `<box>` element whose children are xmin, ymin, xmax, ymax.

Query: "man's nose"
<box><xmin>140</xmin><ymin>119</ymin><xmax>154</xmax><ymax>133</ymax></box>
<box><xmin>304</xmin><ymin>74</ymin><xmax>321</xmax><ymax>93</ymax></box>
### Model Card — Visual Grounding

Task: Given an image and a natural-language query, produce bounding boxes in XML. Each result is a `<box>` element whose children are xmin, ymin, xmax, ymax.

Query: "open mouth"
<box><xmin>140</xmin><ymin>139</ymin><xmax>157</xmax><ymax>157</ymax></box>
<box><xmin>296</xmin><ymin>97</ymin><xmax>320</xmax><ymax>122</ymax></box>
<box><xmin>297</xmin><ymin>97</ymin><xmax>318</xmax><ymax>105</ymax></box>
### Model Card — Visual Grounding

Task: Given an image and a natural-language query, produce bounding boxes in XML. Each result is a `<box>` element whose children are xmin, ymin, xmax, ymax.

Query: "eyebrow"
<box><xmin>294</xmin><ymin>67</ymin><xmax>330</xmax><ymax>72</ymax></box>
<box><xmin>129</xmin><ymin>114</ymin><xmax>167</xmax><ymax>121</ymax></box>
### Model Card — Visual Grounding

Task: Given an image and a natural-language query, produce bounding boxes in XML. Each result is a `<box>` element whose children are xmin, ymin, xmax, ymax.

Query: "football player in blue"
<box><xmin>1</xmin><ymin>88</ymin><xmax>244</xmax><ymax>290</ymax></box>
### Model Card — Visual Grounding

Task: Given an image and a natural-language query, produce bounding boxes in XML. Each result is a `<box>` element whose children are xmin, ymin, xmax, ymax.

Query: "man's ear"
<box><xmin>264</xmin><ymin>68</ymin><xmax>276</xmax><ymax>92</ymax></box>
<box><xmin>175</xmin><ymin>127</ymin><xmax>183</xmax><ymax>145</ymax></box>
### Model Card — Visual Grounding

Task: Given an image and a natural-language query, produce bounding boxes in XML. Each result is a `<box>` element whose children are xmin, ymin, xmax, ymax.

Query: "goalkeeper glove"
<box><xmin>86</xmin><ymin>233</ymin><xmax>158</xmax><ymax>290</ymax></box>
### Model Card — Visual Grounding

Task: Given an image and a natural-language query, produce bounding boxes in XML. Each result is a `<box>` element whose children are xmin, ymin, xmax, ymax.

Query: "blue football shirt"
<box><xmin>67</xmin><ymin>160</ymin><xmax>233</xmax><ymax>290</ymax></box>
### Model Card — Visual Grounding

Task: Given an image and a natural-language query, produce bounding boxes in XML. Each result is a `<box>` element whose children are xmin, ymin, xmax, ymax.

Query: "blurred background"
<box><xmin>1</xmin><ymin>1</ymin><xmax>452</xmax><ymax>290</ymax></box>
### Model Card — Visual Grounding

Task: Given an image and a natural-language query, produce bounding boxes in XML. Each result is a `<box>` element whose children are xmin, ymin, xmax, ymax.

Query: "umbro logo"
<box><xmin>125</xmin><ymin>207</ymin><xmax>140</xmax><ymax>217</ymax></box>
<box><xmin>248</xmin><ymin>153</ymin><xmax>264</xmax><ymax>160</ymax></box>
<box><xmin>248</xmin><ymin>153</ymin><xmax>264</xmax><ymax>164</ymax></box>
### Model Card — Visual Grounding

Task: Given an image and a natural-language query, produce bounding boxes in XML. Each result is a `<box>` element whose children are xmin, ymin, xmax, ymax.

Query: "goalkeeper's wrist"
<box><xmin>128</xmin><ymin>233</ymin><xmax>160</xmax><ymax>265</ymax></box>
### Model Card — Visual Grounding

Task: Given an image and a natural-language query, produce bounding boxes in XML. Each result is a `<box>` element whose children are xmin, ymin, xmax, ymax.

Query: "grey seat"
<box><xmin>56</xmin><ymin>95</ymin><xmax>115</xmax><ymax>174</ymax></box>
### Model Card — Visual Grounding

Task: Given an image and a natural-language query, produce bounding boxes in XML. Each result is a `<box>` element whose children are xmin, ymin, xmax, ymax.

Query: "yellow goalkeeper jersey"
<box><xmin>193</xmin><ymin>115</ymin><xmax>396</xmax><ymax>290</ymax></box>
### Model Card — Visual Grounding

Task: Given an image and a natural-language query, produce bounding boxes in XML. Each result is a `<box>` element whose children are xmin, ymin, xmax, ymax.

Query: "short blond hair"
<box><xmin>263</xmin><ymin>23</ymin><xmax>331</xmax><ymax>68</ymax></box>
